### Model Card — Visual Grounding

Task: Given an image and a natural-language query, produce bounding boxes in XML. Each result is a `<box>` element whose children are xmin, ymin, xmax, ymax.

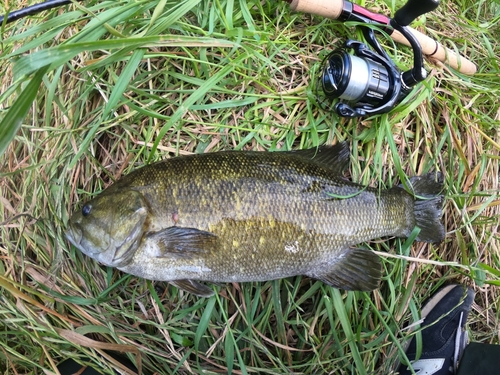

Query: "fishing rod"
<box><xmin>3</xmin><ymin>0</ymin><xmax>476</xmax><ymax>118</ymax></box>
<box><xmin>1</xmin><ymin>0</ymin><xmax>477</xmax><ymax>77</ymax></box>
<box><xmin>285</xmin><ymin>0</ymin><xmax>477</xmax><ymax>117</ymax></box>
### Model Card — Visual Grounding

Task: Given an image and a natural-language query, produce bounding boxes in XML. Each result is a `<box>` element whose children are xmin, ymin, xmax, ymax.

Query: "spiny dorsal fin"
<box><xmin>309</xmin><ymin>248</ymin><xmax>382</xmax><ymax>291</ymax></box>
<box><xmin>170</xmin><ymin>279</ymin><xmax>215</xmax><ymax>297</ymax></box>
<box><xmin>145</xmin><ymin>226</ymin><xmax>218</xmax><ymax>257</ymax></box>
<box><xmin>282</xmin><ymin>142</ymin><xmax>350</xmax><ymax>175</ymax></box>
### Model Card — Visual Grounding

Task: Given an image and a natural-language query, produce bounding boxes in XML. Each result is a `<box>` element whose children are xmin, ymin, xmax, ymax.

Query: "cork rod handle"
<box><xmin>287</xmin><ymin>0</ymin><xmax>477</xmax><ymax>75</ymax></box>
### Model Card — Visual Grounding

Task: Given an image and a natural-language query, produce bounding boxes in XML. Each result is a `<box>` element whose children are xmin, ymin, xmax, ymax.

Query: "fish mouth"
<box><xmin>65</xmin><ymin>224</ymin><xmax>82</xmax><ymax>248</ymax></box>
<box><xmin>65</xmin><ymin>224</ymin><xmax>100</xmax><ymax>258</ymax></box>
<box><xmin>65</xmin><ymin>219</ymin><xmax>143</xmax><ymax>267</ymax></box>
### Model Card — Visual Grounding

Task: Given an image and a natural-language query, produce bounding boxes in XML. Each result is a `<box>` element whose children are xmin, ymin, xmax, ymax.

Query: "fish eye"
<box><xmin>82</xmin><ymin>204</ymin><xmax>92</xmax><ymax>217</ymax></box>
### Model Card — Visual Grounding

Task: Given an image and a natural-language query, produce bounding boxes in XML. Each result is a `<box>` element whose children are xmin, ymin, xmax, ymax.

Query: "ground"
<box><xmin>0</xmin><ymin>0</ymin><xmax>499</xmax><ymax>374</ymax></box>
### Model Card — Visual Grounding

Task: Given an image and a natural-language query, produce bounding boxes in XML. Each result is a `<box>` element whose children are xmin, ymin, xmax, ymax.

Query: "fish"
<box><xmin>65</xmin><ymin>142</ymin><xmax>444</xmax><ymax>297</ymax></box>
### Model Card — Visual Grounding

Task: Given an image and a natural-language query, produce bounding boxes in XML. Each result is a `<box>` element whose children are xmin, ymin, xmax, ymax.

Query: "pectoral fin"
<box><xmin>145</xmin><ymin>226</ymin><xmax>218</xmax><ymax>257</ymax></box>
<box><xmin>170</xmin><ymin>279</ymin><xmax>215</xmax><ymax>297</ymax></box>
<box><xmin>311</xmin><ymin>248</ymin><xmax>382</xmax><ymax>291</ymax></box>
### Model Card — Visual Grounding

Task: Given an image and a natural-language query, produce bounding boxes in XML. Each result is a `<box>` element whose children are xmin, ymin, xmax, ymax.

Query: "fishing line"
<box><xmin>0</xmin><ymin>0</ymin><xmax>79</xmax><ymax>24</ymax></box>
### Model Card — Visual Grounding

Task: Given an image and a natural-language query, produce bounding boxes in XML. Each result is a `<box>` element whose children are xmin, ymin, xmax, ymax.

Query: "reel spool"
<box><xmin>318</xmin><ymin>0</ymin><xmax>439</xmax><ymax>118</ymax></box>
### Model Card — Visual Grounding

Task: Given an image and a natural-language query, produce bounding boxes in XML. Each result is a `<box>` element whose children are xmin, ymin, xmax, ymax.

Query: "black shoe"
<box><xmin>397</xmin><ymin>284</ymin><xmax>474</xmax><ymax>375</ymax></box>
<box><xmin>57</xmin><ymin>358</ymin><xmax>103</xmax><ymax>375</ymax></box>
<box><xmin>57</xmin><ymin>352</ymin><xmax>138</xmax><ymax>375</ymax></box>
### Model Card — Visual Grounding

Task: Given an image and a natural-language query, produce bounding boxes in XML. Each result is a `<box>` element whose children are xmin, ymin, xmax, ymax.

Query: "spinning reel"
<box><xmin>319</xmin><ymin>0</ymin><xmax>440</xmax><ymax>118</ymax></box>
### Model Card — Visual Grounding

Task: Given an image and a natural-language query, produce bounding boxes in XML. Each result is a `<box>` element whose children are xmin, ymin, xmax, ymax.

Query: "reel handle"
<box><xmin>394</xmin><ymin>0</ymin><xmax>439</xmax><ymax>26</ymax></box>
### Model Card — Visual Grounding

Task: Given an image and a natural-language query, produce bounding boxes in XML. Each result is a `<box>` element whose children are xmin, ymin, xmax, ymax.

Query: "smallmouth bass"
<box><xmin>66</xmin><ymin>143</ymin><xmax>444</xmax><ymax>297</ymax></box>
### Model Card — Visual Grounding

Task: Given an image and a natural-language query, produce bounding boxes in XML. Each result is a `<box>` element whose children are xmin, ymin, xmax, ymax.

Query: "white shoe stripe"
<box><xmin>406</xmin><ymin>358</ymin><xmax>445</xmax><ymax>375</ymax></box>
<box><xmin>453</xmin><ymin>311</ymin><xmax>465</xmax><ymax>372</ymax></box>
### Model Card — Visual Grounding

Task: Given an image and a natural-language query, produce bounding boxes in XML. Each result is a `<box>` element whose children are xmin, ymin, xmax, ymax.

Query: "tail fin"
<box><xmin>408</xmin><ymin>173</ymin><xmax>445</xmax><ymax>243</ymax></box>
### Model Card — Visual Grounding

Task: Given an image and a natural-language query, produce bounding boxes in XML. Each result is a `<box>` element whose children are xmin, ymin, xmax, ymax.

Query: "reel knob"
<box><xmin>394</xmin><ymin>0</ymin><xmax>440</xmax><ymax>26</ymax></box>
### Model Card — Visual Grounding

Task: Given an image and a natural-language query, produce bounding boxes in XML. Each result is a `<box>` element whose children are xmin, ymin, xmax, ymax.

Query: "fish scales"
<box><xmin>110</xmin><ymin>152</ymin><xmax>408</xmax><ymax>280</ymax></box>
<box><xmin>66</xmin><ymin>143</ymin><xmax>445</xmax><ymax>297</ymax></box>
<box><xmin>109</xmin><ymin>151</ymin><xmax>412</xmax><ymax>239</ymax></box>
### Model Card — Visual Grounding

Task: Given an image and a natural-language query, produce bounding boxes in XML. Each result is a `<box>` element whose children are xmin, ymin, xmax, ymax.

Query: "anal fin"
<box><xmin>170</xmin><ymin>279</ymin><xmax>215</xmax><ymax>298</ymax></box>
<box><xmin>311</xmin><ymin>248</ymin><xmax>382</xmax><ymax>291</ymax></box>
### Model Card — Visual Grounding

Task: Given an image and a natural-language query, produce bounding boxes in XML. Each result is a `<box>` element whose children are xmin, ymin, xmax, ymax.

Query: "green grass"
<box><xmin>1</xmin><ymin>0</ymin><xmax>499</xmax><ymax>373</ymax></box>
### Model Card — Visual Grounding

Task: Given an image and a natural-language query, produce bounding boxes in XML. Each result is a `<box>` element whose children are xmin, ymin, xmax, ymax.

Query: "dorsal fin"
<box><xmin>281</xmin><ymin>142</ymin><xmax>350</xmax><ymax>175</ymax></box>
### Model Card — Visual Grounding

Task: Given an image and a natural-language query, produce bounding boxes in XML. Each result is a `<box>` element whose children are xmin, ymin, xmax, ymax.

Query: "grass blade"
<box><xmin>146</xmin><ymin>50</ymin><xmax>248</xmax><ymax>160</ymax></box>
<box><xmin>69</xmin><ymin>48</ymin><xmax>145</xmax><ymax>167</ymax></box>
<box><xmin>194</xmin><ymin>296</ymin><xmax>216</xmax><ymax>353</ymax></box>
<box><xmin>0</xmin><ymin>66</ymin><xmax>48</xmax><ymax>158</ymax></box>
<box><xmin>330</xmin><ymin>289</ymin><xmax>367</xmax><ymax>375</ymax></box>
